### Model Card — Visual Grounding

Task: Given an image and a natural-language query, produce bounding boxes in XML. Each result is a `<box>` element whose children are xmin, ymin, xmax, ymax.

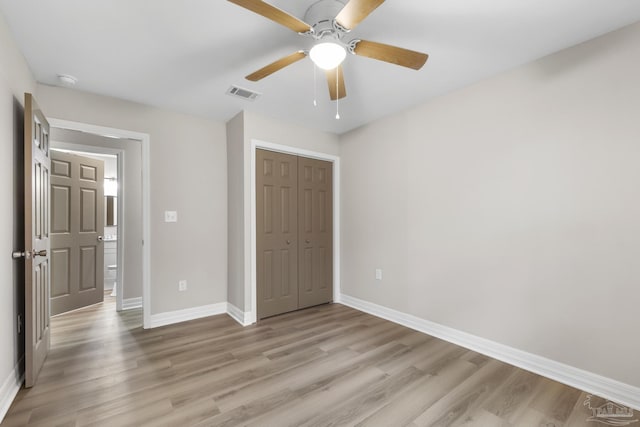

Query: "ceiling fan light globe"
<box><xmin>310</xmin><ymin>42</ymin><xmax>346</xmax><ymax>70</ymax></box>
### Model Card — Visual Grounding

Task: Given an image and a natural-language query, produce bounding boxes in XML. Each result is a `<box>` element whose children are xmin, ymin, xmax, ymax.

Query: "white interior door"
<box><xmin>23</xmin><ymin>93</ymin><xmax>51</xmax><ymax>388</ymax></box>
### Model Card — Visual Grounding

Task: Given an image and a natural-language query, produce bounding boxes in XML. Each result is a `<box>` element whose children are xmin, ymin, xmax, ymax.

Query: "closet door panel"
<box><xmin>298</xmin><ymin>157</ymin><xmax>333</xmax><ymax>309</ymax></box>
<box><xmin>256</xmin><ymin>149</ymin><xmax>299</xmax><ymax>319</ymax></box>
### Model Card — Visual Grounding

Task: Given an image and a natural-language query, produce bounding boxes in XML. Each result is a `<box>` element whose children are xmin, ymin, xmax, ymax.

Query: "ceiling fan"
<box><xmin>228</xmin><ymin>0</ymin><xmax>429</xmax><ymax>101</ymax></box>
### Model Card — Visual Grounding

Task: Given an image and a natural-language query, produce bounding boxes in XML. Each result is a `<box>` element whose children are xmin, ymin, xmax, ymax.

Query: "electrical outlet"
<box><xmin>375</xmin><ymin>269</ymin><xmax>383</xmax><ymax>281</ymax></box>
<box><xmin>178</xmin><ymin>280</ymin><xmax>187</xmax><ymax>291</ymax></box>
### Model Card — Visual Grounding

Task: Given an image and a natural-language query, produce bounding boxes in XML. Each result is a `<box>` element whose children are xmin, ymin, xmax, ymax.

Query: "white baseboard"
<box><xmin>339</xmin><ymin>293</ymin><xmax>640</xmax><ymax>411</ymax></box>
<box><xmin>0</xmin><ymin>358</ymin><xmax>23</xmax><ymax>423</ymax></box>
<box><xmin>148</xmin><ymin>301</ymin><xmax>256</xmax><ymax>329</ymax></box>
<box><xmin>122</xmin><ymin>297</ymin><xmax>142</xmax><ymax>310</ymax></box>
<box><xmin>149</xmin><ymin>302</ymin><xmax>227</xmax><ymax>328</ymax></box>
<box><xmin>226</xmin><ymin>303</ymin><xmax>253</xmax><ymax>326</ymax></box>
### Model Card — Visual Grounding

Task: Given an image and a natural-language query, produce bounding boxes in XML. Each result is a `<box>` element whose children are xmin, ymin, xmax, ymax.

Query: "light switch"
<box><xmin>164</xmin><ymin>211</ymin><xmax>178</xmax><ymax>223</ymax></box>
<box><xmin>375</xmin><ymin>269</ymin><xmax>383</xmax><ymax>280</ymax></box>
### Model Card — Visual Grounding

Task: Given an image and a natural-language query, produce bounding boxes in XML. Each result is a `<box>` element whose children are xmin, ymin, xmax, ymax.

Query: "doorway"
<box><xmin>51</xmin><ymin>139</ymin><xmax>129</xmax><ymax>311</ymax></box>
<box><xmin>249</xmin><ymin>145</ymin><xmax>340</xmax><ymax>321</ymax></box>
<box><xmin>48</xmin><ymin>120</ymin><xmax>151</xmax><ymax>328</ymax></box>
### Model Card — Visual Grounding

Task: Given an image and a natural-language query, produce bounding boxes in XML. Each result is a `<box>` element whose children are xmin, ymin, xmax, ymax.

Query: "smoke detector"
<box><xmin>57</xmin><ymin>74</ymin><xmax>78</xmax><ymax>86</ymax></box>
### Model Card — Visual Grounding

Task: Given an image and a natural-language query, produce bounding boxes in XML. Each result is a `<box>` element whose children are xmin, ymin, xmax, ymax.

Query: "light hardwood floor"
<box><xmin>1</xmin><ymin>296</ymin><xmax>626</xmax><ymax>426</ymax></box>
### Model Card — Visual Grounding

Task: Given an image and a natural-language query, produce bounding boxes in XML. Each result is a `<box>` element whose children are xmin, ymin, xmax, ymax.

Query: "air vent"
<box><xmin>226</xmin><ymin>85</ymin><xmax>261</xmax><ymax>101</ymax></box>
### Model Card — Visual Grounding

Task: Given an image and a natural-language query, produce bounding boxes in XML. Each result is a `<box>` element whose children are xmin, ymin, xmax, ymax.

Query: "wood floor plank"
<box><xmin>527</xmin><ymin>378</ymin><xmax>583</xmax><ymax>424</ymax></box>
<box><xmin>1</xmin><ymin>295</ymin><xmax>631</xmax><ymax>427</ymax></box>
<box><xmin>141</xmin><ymin>396</ymin><xmax>220</xmax><ymax>427</ymax></box>
<box><xmin>213</xmin><ymin>348</ymin><xmax>356</xmax><ymax>413</ymax></box>
<box><xmin>376</xmin><ymin>337</ymin><xmax>450</xmax><ymax>375</ymax></box>
<box><xmin>193</xmin><ymin>388</ymin><xmax>297</xmax><ymax>427</ymax></box>
<box><xmin>513</xmin><ymin>407</ymin><xmax>565</xmax><ymax>427</ymax></box>
<box><xmin>480</xmin><ymin>369</ymin><xmax>542</xmax><ymax>423</ymax></box>
<box><xmin>410</xmin><ymin>359</ymin><xmax>515</xmax><ymax>426</ymax></box>
<box><xmin>357</xmin><ymin>359</ymin><xmax>479</xmax><ymax>427</ymax></box>
<box><xmin>455</xmin><ymin>408</ymin><xmax>512</xmax><ymax>427</ymax></box>
<box><xmin>246</xmin><ymin>366</ymin><xmax>388</xmax><ymax>427</ymax></box>
<box><xmin>301</xmin><ymin>366</ymin><xmax>427</xmax><ymax>427</ymax></box>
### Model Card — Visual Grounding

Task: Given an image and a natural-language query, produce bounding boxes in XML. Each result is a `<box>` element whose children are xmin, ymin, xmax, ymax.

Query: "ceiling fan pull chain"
<box><xmin>313</xmin><ymin>63</ymin><xmax>318</xmax><ymax>107</ymax></box>
<box><xmin>335</xmin><ymin>67</ymin><xmax>340</xmax><ymax>120</ymax></box>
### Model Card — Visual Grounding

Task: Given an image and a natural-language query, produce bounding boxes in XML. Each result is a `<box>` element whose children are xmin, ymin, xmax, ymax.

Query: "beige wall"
<box><xmin>226</xmin><ymin>110</ymin><xmax>340</xmax><ymax>313</ymax></box>
<box><xmin>37</xmin><ymin>84</ymin><xmax>228</xmax><ymax>314</ymax></box>
<box><xmin>0</xmin><ymin>10</ymin><xmax>36</xmax><ymax>414</ymax></box>
<box><xmin>340</xmin><ymin>21</ymin><xmax>640</xmax><ymax>388</ymax></box>
<box><xmin>50</xmin><ymin>128</ymin><xmax>143</xmax><ymax>300</ymax></box>
<box><xmin>243</xmin><ymin>111</ymin><xmax>342</xmax><ymax>157</ymax></box>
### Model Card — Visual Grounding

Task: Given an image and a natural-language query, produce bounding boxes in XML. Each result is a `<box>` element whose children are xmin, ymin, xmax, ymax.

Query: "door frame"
<box><xmin>48</xmin><ymin>119</ymin><xmax>152</xmax><ymax>329</ymax></box>
<box><xmin>250</xmin><ymin>139</ymin><xmax>341</xmax><ymax>324</ymax></box>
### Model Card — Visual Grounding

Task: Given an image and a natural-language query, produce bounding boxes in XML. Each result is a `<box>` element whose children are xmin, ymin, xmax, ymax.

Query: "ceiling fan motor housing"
<box><xmin>304</xmin><ymin>0</ymin><xmax>348</xmax><ymax>40</ymax></box>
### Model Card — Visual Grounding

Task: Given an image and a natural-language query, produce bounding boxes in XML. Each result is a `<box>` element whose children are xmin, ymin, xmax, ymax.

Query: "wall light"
<box><xmin>104</xmin><ymin>177</ymin><xmax>118</xmax><ymax>197</ymax></box>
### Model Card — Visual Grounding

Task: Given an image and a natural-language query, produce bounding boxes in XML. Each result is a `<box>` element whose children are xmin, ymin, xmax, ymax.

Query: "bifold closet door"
<box><xmin>256</xmin><ymin>149</ymin><xmax>299</xmax><ymax>319</ymax></box>
<box><xmin>298</xmin><ymin>157</ymin><xmax>333</xmax><ymax>309</ymax></box>
<box><xmin>256</xmin><ymin>149</ymin><xmax>333</xmax><ymax>320</ymax></box>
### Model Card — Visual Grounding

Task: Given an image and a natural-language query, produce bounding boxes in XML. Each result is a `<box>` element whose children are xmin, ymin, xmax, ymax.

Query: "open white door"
<box><xmin>19</xmin><ymin>93</ymin><xmax>51</xmax><ymax>387</ymax></box>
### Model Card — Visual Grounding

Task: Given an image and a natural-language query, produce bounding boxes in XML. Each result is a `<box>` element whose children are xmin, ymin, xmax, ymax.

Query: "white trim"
<box><xmin>249</xmin><ymin>140</ymin><xmax>341</xmax><ymax>324</ymax></box>
<box><xmin>48</xmin><ymin>119</ymin><xmax>151</xmax><ymax>329</ymax></box>
<box><xmin>148</xmin><ymin>303</ymin><xmax>227</xmax><ymax>328</ymax></box>
<box><xmin>226</xmin><ymin>302</ymin><xmax>252</xmax><ymax>326</ymax></box>
<box><xmin>0</xmin><ymin>358</ymin><xmax>23</xmax><ymax>423</ymax></box>
<box><xmin>141</xmin><ymin>129</ymin><xmax>151</xmax><ymax>329</ymax></box>
<box><xmin>339</xmin><ymin>293</ymin><xmax>640</xmax><ymax>411</ymax></box>
<box><xmin>115</xmin><ymin>150</ymin><xmax>124</xmax><ymax>312</ymax></box>
<box><xmin>122</xmin><ymin>297</ymin><xmax>142</xmax><ymax>310</ymax></box>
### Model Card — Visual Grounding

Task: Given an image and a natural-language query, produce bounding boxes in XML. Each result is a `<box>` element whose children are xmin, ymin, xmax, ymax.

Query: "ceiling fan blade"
<box><xmin>246</xmin><ymin>51</ymin><xmax>307</xmax><ymax>81</ymax></box>
<box><xmin>352</xmin><ymin>39</ymin><xmax>428</xmax><ymax>70</ymax></box>
<box><xmin>335</xmin><ymin>0</ymin><xmax>385</xmax><ymax>31</ymax></box>
<box><xmin>325</xmin><ymin>65</ymin><xmax>346</xmax><ymax>100</ymax></box>
<box><xmin>228</xmin><ymin>0</ymin><xmax>312</xmax><ymax>33</ymax></box>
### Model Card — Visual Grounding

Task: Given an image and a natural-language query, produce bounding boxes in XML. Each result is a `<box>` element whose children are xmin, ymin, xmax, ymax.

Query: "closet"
<box><xmin>256</xmin><ymin>149</ymin><xmax>333</xmax><ymax>319</ymax></box>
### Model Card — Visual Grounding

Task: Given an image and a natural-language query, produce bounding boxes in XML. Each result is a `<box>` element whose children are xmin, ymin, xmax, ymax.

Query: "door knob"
<box><xmin>97</xmin><ymin>235</ymin><xmax>104</xmax><ymax>242</ymax></box>
<box><xmin>13</xmin><ymin>250</ymin><xmax>47</xmax><ymax>259</ymax></box>
<box><xmin>305</xmin><ymin>239</ymin><xmax>310</xmax><ymax>244</ymax></box>
<box><xmin>286</xmin><ymin>240</ymin><xmax>291</xmax><ymax>245</ymax></box>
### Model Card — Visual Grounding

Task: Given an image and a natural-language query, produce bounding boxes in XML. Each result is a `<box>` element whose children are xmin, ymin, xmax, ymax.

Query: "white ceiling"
<box><xmin>1</xmin><ymin>1</ymin><xmax>640</xmax><ymax>134</ymax></box>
